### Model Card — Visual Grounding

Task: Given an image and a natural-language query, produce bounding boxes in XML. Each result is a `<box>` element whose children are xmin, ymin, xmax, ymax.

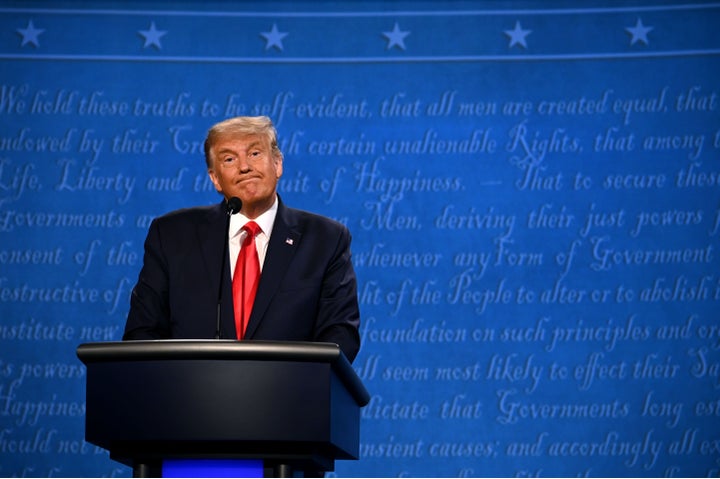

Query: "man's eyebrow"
<box><xmin>216</xmin><ymin>147</ymin><xmax>236</xmax><ymax>156</ymax></box>
<box><xmin>216</xmin><ymin>141</ymin><xmax>264</xmax><ymax>158</ymax></box>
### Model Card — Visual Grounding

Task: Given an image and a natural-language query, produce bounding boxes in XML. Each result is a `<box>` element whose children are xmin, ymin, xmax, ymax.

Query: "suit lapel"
<box><xmin>198</xmin><ymin>201</ymin><xmax>234</xmax><ymax>337</ymax></box>
<box><xmin>244</xmin><ymin>199</ymin><xmax>301</xmax><ymax>338</ymax></box>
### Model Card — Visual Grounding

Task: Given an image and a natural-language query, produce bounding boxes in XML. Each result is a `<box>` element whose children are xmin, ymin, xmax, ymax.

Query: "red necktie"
<box><xmin>232</xmin><ymin>221</ymin><xmax>261</xmax><ymax>339</ymax></box>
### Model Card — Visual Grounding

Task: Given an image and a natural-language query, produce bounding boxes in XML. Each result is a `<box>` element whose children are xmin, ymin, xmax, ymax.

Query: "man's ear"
<box><xmin>274</xmin><ymin>155</ymin><xmax>283</xmax><ymax>179</ymax></box>
<box><xmin>207</xmin><ymin>169</ymin><xmax>222</xmax><ymax>193</ymax></box>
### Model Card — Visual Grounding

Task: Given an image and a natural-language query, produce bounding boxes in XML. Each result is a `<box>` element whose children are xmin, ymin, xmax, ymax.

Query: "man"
<box><xmin>123</xmin><ymin>116</ymin><xmax>361</xmax><ymax>362</ymax></box>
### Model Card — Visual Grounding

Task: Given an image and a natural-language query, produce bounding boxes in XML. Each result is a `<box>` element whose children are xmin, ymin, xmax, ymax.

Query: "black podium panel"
<box><xmin>77</xmin><ymin>340</ymin><xmax>369</xmax><ymax>476</ymax></box>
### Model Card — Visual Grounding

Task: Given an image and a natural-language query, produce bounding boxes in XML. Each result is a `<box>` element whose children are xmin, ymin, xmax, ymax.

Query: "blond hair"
<box><xmin>203</xmin><ymin>116</ymin><xmax>283</xmax><ymax>169</ymax></box>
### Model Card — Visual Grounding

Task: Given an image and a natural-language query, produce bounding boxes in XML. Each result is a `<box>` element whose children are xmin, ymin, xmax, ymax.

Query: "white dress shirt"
<box><xmin>228</xmin><ymin>196</ymin><xmax>278</xmax><ymax>278</ymax></box>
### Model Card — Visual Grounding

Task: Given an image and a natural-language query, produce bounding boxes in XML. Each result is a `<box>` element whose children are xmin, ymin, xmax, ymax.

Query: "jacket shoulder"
<box><xmin>152</xmin><ymin>203</ymin><xmax>221</xmax><ymax>228</ymax></box>
<box><xmin>284</xmin><ymin>206</ymin><xmax>350</xmax><ymax>235</ymax></box>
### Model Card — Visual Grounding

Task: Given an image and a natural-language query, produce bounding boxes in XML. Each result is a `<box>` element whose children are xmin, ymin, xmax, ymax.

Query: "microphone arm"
<box><xmin>216</xmin><ymin>197</ymin><xmax>242</xmax><ymax>339</ymax></box>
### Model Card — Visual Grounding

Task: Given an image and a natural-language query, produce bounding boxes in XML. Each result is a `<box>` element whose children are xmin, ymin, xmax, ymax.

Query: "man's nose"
<box><xmin>237</xmin><ymin>156</ymin><xmax>251</xmax><ymax>172</ymax></box>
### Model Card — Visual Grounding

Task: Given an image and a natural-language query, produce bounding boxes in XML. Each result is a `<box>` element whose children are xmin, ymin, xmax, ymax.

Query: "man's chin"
<box><xmin>235</xmin><ymin>192</ymin><xmax>275</xmax><ymax>213</ymax></box>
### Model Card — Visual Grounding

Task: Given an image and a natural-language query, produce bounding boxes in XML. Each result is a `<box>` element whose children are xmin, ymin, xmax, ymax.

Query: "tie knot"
<box><xmin>243</xmin><ymin>221</ymin><xmax>261</xmax><ymax>237</ymax></box>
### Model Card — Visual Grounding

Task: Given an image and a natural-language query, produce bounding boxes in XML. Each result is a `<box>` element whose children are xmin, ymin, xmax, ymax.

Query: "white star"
<box><xmin>17</xmin><ymin>20</ymin><xmax>44</xmax><ymax>48</ymax></box>
<box><xmin>504</xmin><ymin>21</ymin><xmax>532</xmax><ymax>49</ymax></box>
<box><xmin>626</xmin><ymin>18</ymin><xmax>653</xmax><ymax>46</ymax></box>
<box><xmin>382</xmin><ymin>22</ymin><xmax>410</xmax><ymax>51</ymax></box>
<box><xmin>260</xmin><ymin>24</ymin><xmax>288</xmax><ymax>51</ymax></box>
<box><xmin>138</xmin><ymin>22</ymin><xmax>167</xmax><ymax>50</ymax></box>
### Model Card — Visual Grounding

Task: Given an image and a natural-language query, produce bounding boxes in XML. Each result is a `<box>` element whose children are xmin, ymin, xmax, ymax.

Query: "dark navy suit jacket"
<box><xmin>123</xmin><ymin>197</ymin><xmax>361</xmax><ymax>362</ymax></box>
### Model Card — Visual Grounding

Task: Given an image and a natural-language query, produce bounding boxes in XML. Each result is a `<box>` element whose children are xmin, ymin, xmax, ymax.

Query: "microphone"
<box><xmin>226</xmin><ymin>196</ymin><xmax>242</xmax><ymax>215</ymax></box>
<box><xmin>216</xmin><ymin>197</ymin><xmax>242</xmax><ymax>339</ymax></box>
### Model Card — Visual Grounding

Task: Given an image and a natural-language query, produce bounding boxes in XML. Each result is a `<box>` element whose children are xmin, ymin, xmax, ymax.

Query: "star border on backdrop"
<box><xmin>17</xmin><ymin>20</ymin><xmax>44</xmax><ymax>48</ymax></box>
<box><xmin>382</xmin><ymin>22</ymin><xmax>410</xmax><ymax>51</ymax></box>
<box><xmin>626</xmin><ymin>17</ymin><xmax>654</xmax><ymax>46</ymax></box>
<box><xmin>4</xmin><ymin>10</ymin><xmax>688</xmax><ymax>59</ymax></box>
<box><xmin>504</xmin><ymin>21</ymin><xmax>532</xmax><ymax>49</ymax></box>
<box><xmin>138</xmin><ymin>21</ymin><xmax>167</xmax><ymax>50</ymax></box>
<box><xmin>260</xmin><ymin>24</ymin><xmax>288</xmax><ymax>51</ymax></box>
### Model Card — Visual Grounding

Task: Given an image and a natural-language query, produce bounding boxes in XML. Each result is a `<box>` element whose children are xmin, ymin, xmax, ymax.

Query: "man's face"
<box><xmin>207</xmin><ymin>133</ymin><xmax>283</xmax><ymax>218</ymax></box>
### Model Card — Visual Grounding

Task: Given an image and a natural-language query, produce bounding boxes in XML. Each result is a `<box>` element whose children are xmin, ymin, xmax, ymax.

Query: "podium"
<box><xmin>76</xmin><ymin>340</ymin><xmax>370</xmax><ymax>477</ymax></box>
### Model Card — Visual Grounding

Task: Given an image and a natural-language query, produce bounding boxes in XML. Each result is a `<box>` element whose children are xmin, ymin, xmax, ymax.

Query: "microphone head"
<box><xmin>226</xmin><ymin>197</ymin><xmax>242</xmax><ymax>215</ymax></box>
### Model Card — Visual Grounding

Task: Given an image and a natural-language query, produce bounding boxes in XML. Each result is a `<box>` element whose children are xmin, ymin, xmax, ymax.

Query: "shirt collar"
<box><xmin>229</xmin><ymin>195</ymin><xmax>278</xmax><ymax>239</ymax></box>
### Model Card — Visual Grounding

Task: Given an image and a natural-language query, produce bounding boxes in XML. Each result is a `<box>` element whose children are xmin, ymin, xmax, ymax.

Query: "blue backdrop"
<box><xmin>1</xmin><ymin>1</ymin><xmax>719</xmax><ymax>477</ymax></box>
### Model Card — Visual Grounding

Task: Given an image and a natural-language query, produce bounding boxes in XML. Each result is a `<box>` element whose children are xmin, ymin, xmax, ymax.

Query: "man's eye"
<box><xmin>224</xmin><ymin>157</ymin><xmax>235</xmax><ymax>162</ymax></box>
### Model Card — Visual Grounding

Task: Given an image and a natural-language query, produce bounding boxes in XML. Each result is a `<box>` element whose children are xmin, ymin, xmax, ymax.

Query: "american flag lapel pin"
<box><xmin>285</xmin><ymin>238</ymin><xmax>294</xmax><ymax>245</ymax></box>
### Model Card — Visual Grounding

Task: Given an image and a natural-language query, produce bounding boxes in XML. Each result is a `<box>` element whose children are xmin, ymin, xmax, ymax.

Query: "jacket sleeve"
<box><xmin>123</xmin><ymin>218</ymin><xmax>172</xmax><ymax>340</ymax></box>
<box><xmin>312</xmin><ymin>224</ymin><xmax>361</xmax><ymax>363</ymax></box>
